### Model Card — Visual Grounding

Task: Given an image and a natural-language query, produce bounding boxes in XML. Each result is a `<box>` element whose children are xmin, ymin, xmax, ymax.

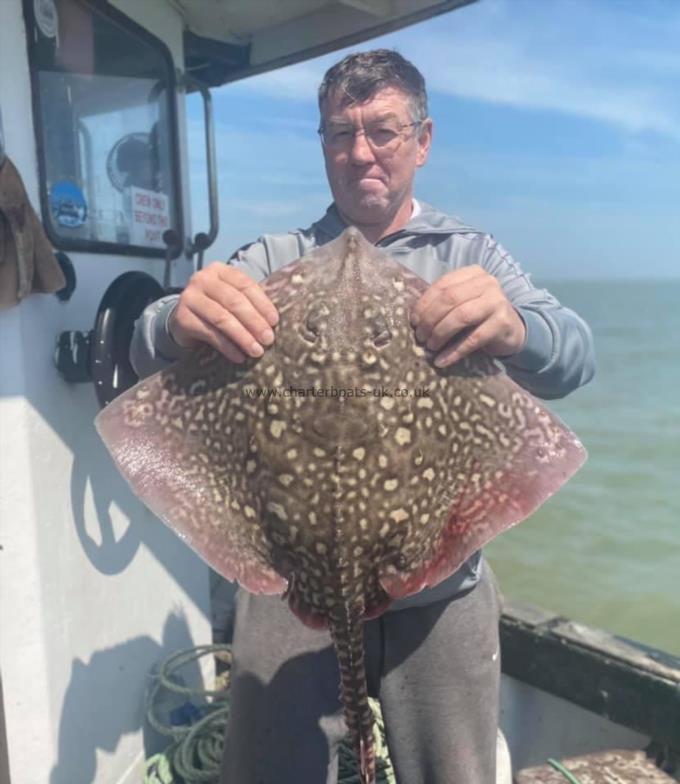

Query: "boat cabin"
<box><xmin>0</xmin><ymin>1</ymin><xmax>677</xmax><ymax>782</ymax></box>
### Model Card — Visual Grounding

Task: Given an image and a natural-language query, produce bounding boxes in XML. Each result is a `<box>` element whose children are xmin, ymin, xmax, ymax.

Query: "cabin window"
<box><xmin>26</xmin><ymin>0</ymin><xmax>181</xmax><ymax>256</ymax></box>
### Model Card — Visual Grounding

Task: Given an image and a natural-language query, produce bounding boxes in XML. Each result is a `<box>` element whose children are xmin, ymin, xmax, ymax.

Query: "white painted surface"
<box><xmin>496</xmin><ymin>728</ymin><xmax>512</xmax><ymax>784</ymax></box>
<box><xmin>0</xmin><ymin>2</ymin><xmax>210</xmax><ymax>782</ymax></box>
<box><xmin>499</xmin><ymin>675</ymin><xmax>648</xmax><ymax>772</ymax></box>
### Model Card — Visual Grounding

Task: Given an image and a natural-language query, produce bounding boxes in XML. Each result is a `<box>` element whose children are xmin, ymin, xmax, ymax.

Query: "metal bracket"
<box><xmin>181</xmin><ymin>72</ymin><xmax>219</xmax><ymax>259</ymax></box>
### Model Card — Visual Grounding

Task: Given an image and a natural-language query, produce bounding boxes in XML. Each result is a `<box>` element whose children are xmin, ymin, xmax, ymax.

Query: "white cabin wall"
<box><xmin>0</xmin><ymin>2</ymin><xmax>210</xmax><ymax>783</ymax></box>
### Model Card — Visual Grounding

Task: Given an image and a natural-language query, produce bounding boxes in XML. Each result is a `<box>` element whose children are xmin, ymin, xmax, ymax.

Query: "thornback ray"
<box><xmin>95</xmin><ymin>227</ymin><xmax>586</xmax><ymax>784</ymax></box>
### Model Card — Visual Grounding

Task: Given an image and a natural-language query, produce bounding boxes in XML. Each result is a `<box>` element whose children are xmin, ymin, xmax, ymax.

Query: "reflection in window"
<box><xmin>29</xmin><ymin>0</ymin><xmax>179</xmax><ymax>253</ymax></box>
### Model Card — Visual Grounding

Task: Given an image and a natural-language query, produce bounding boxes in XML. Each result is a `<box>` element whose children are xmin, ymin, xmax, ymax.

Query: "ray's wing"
<box><xmin>380</xmin><ymin>352</ymin><xmax>586</xmax><ymax>600</ymax></box>
<box><xmin>94</xmin><ymin>242</ymin><xmax>356</xmax><ymax>597</ymax></box>
<box><xmin>95</xmin><ymin>347</ymin><xmax>287</xmax><ymax>595</ymax></box>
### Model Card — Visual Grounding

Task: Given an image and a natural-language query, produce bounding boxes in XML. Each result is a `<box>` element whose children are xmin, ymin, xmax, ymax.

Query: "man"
<box><xmin>131</xmin><ymin>50</ymin><xmax>594</xmax><ymax>784</ymax></box>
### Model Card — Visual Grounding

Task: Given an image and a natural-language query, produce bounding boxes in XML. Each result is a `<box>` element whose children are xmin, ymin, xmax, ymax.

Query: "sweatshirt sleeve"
<box><xmin>481</xmin><ymin>237</ymin><xmax>595</xmax><ymax>400</ymax></box>
<box><xmin>129</xmin><ymin>240</ymin><xmax>271</xmax><ymax>380</ymax></box>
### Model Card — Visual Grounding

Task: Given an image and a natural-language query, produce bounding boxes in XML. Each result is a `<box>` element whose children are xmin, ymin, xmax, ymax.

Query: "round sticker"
<box><xmin>34</xmin><ymin>0</ymin><xmax>58</xmax><ymax>39</ymax></box>
<box><xmin>50</xmin><ymin>181</ymin><xmax>88</xmax><ymax>229</ymax></box>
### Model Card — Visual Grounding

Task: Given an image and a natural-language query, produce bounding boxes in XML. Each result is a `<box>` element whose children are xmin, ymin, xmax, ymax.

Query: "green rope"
<box><xmin>143</xmin><ymin>644</ymin><xmax>231</xmax><ymax>784</ymax></box>
<box><xmin>547</xmin><ymin>758</ymin><xmax>584</xmax><ymax>784</ymax></box>
<box><xmin>142</xmin><ymin>644</ymin><xmax>396</xmax><ymax>784</ymax></box>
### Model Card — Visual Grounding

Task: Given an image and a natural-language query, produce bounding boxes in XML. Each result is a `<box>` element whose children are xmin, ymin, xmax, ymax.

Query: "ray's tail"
<box><xmin>330</xmin><ymin>604</ymin><xmax>376</xmax><ymax>784</ymax></box>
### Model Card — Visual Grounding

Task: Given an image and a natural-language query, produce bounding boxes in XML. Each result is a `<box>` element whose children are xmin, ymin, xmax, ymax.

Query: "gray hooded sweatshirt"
<box><xmin>130</xmin><ymin>201</ymin><xmax>595</xmax><ymax>610</ymax></box>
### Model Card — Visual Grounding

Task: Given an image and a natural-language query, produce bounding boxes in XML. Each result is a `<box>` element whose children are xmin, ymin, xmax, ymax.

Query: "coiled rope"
<box><xmin>142</xmin><ymin>644</ymin><xmax>396</xmax><ymax>784</ymax></box>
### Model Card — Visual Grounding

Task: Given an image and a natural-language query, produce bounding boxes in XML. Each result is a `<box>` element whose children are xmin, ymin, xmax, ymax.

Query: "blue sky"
<box><xmin>187</xmin><ymin>0</ymin><xmax>680</xmax><ymax>280</ymax></box>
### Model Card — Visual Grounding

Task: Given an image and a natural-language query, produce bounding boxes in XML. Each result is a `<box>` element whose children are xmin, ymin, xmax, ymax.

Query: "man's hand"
<box><xmin>410</xmin><ymin>265</ymin><xmax>526</xmax><ymax>368</ymax></box>
<box><xmin>169</xmin><ymin>263</ymin><xmax>279</xmax><ymax>363</ymax></box>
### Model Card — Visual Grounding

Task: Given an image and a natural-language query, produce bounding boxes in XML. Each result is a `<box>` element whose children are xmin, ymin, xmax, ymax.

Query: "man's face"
<box><xmin>320</xmin><ymin>87</ymin><xmax>432</xmax><ymax>228</ymax></box>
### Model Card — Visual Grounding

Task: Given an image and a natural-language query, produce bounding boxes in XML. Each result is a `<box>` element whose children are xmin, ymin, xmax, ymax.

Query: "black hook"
<box><xmin>54</xmin><ymin>251</ymin><xmax>77</xmax><ymax>302</ymax></box>
<box><xmin>162</xmin><ymin>228</ymin><xmax>182</xmax><ymax>290</ymax></box>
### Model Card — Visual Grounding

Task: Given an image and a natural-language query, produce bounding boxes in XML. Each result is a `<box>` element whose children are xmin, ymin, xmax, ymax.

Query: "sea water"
<box><xmin>486</xmin><ymin>279</ymin><xmax>680</xmax><ymax>655</ymax></box>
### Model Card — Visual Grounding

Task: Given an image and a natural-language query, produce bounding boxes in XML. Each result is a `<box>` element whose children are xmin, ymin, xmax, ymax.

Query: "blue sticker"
<box><xmin>50</xmin><ymin>180</ymin><xmax>88</xmax><ymax>228</ymax></box>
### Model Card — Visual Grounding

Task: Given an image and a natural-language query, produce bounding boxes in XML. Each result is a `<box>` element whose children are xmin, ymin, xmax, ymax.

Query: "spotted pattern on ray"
<box><xmin>96</xmin><ymin>227</ymin><xmax>586</xmax><ymax>784</ymax></box>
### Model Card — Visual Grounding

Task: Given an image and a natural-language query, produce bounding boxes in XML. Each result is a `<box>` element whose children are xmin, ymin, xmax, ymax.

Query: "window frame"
<box><xmin>23</xmin><ymin>0</ymin><xmax>184</xmax><ymax>258</ymax></box>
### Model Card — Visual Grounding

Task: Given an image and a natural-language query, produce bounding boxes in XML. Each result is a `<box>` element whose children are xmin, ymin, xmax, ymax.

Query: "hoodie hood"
<box><xmin>312</xmin><ymin>201</ymin><xmax>477</xmax><ymax>245</ymax></box>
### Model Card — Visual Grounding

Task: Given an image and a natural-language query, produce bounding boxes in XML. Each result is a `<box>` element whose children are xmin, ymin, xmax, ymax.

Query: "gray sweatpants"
<box><xmin>219</xmin><ymin>560</ymin><xmax>501</xmax><ymax>784</ymax></box>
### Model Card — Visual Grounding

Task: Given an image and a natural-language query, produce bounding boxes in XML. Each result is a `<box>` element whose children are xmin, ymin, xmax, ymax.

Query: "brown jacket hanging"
<box><xmin>0</xmin><ymin>155</ymin><xmax>65</xmax><ymax>309</ymax></box>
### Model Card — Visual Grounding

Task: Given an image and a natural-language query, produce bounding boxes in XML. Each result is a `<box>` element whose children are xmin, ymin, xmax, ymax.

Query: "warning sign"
<box><xmin>130</xmin><ymin>187</ymin><xmax>170</xmax><ymax>248</ymax></box>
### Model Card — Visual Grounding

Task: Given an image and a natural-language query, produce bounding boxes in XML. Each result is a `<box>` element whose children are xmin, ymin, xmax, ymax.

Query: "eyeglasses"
<box><xmin>318</xmin><ymin>120</ymin><xmax>422</xmax><ymax>151</ymax></box>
